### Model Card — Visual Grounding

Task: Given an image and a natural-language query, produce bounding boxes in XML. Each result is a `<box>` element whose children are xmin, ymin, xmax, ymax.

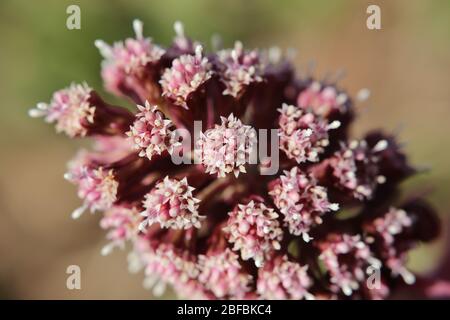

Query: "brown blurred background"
<box><xmin>0</xmin><ymin>0</ymin><xmax>449</xmax><ymax>299</ymax></box>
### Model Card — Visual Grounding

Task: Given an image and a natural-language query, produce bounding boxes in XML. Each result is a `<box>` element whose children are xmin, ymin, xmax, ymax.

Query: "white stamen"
<box><xmin>95</xmin><ymin>40</ymin><xmax>112</xmax><ymax>58</ymax></box>
<box><xmin>342</xmin><ymin>285</ymin><xmax>353</xmax><ymax>296</ymax></box>
<box><xmin>138</xmin><ymin>220</ymin><xmax>148</xmax><ymax>232</ymax></box>
<box><xmin>400</xmin><ymin>268</ymin><xmax>416</xmax><ymax>285</ymax></box>
<box><xmin>255</xmin><ymin>257</ymin><xmax>263</xmax><ymax>268</ymax></box>
<box><xmin>28</xmin><ymin>108</ymin><xmax>46</xmax><ymax>118</ymax></box>
<box><xmin>63</xmin><ymin>172</ymin><xmax>73</xmax><ymax>181</ymax></box>
<box><xmin>302</xmin><ymin>233</ymin><xmax>312</xmax><ymax>242</ymax></box>
<box><xmin>231</xmin><ymin>41</ymin><xmax>243</xmax><ymax>61</ymax></box>
<box><xmin>195</xmin><ymin>45</ymin><xmax>203</xmax><ymax>59</ymax></box>
<box><xmin>71</xmin><ymin>204</ymin><xmax>87</xmax><ymax>219</ymax></box>
<box><xmin>349</xmin><ymin>140</ymin><xmax>359</xmax><ymax>149</ymax></box>
<box><xmin>328</xmin><ymin>120</ymin><xmax>341</xmax><ymax>130</ymax></box>
<box><xmin>376</xmin><ymin>175</ymin><xmax>386</xmax><ymax>184</ymax></box>
<box><xmin>101</xmin><ymin>243</ymin><xmax>115</xmax><ymax>256</ymax></box>
<box><xmin>329</xmin><ymin>203</ymin><xmax>340</xmax><ymax>211</ymax></box>
<box><xmin>174</xmin><ymin>21</ymin><xmax>184</xmax><ymax>37</ymax></box>
<box><xmin>357</xmin><ymin>88</ymin><xmax>371</xmax><ymax>101</ymax></box>
<box><xmin>305</xmin><ymin>292</ymin><xmax>316</xmax><ymax>300</ymax></box>
<box><xmin>373</xmin><ymin>139</ymin><xmax>388</xmax><ymax>152</ymax></box>
<box><xmin>133</xmin><ymin>19</ymin><xmax>144</xmax><ymax>39</ymax></box>
<box><xmin>37</xmin><ymin>102</ymin><xmax>48</xmax><ymax>110</ymax></box>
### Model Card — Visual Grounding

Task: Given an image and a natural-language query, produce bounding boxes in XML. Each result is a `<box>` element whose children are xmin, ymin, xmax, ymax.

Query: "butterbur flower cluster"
<box><xmin>318</xmin><ymin>233</ymin><xmax>382</xmax><ymax>297</ymax></box>
<box><xmin>216</xmin><ymin>41</ymin><xmax>263</xmax><ymax>97</ymax></box>
<box><xmin>68</xmin><ymin>166</ymin><xmax>118</xmax><ymax>219</ymax></box>
<box><xmin>278</xmin><ymin>103</ymin><xmax>341</xmax><ymax>164</ymax></box>
<box><xmin>257</xmin><ymin>255</ymin><xmax>314</xmax><ymax>300</ymax></box>
<box><xmin>224</xmin><ymin>199</ymin><xmax>283</xmax><ymax>267</ymax></box>
<box><xmin>100</xmin><ymin>205</ymin><xmax>140</xmax><ymax>255</ymax></box>
<box><xmin>198</xmin><ymin>249</ymin><xmax>252</xmax><ymax>299</ymax></box>
<box><xmin>269</xmin><ymin>167</ymin><xmax>339</xmax><ymax>242</ymax></box>
<box><xmin>160</xmin><ymin>45</ymin><xmax>212</xmax><ymax>108</ymax></box>
<box><xmin>126</xmin><ymin>102</ymin><xmax>175</xmax><ymax>159</ymax></box>
<box><xmin>195</xmin><ymin>114</ymin><xmax>257</xmax><ymax>178</ymax></box>
<box><xmin>140</xmin><ymin>176</ymin><xmax>203</xmax><ymax>230</ymax></box>
<box><xmin>31</xmin><ymin>20</ymin><xmax>445</xmax><ymax>300</ymax></box>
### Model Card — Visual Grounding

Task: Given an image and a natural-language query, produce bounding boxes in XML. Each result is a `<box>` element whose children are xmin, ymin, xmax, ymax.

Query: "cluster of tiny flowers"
<box><xmin>140</xmin><ymin>177</ymin><xmax>203</xmax><ymax>230</ymax></box>
<box><xmin>31</xmin><ymin>20</ymin><xmax>441</xmax><ymax>300</ymax></box>
<box><xmin>29</xmin><ymin>83</ymin><xmax>94</xmax><ymax>137</ymax></box>
<box><xmin>198</xmin><ymin>249</ymin><xmax>253</xmax><ymax>299</ymax></box>
<box><xmin>363</xmin><ymin>207</ymin><xmax>416</xmax><ymax>285</ymax></box>
<box><xmin>95</xmin><ymin>20</ymin><xmax>165</xmax><ymax>96</ymax></box>
<box><xmin>126</xmin><ymin>101</ymin><xmax>175</xmax><ymax>160</ymax></box>
<box><xmin>327</xmin><ymin>139</ymin><xmax>387</xmax><ymax>200</ymax></box>
<box><xmin>143</xmin><ymin>243</ymin><xmax>200</xmax><ymax>297</ymax></box>
<box><xmin>269</xmin><ymin>167</ymin><xmax>339</xmax><ymax>242</ymax></box>
<box><xmin>278</xmin><ymin>103</ymin><xmax>340</xmax><ymax>163</ymax></box>
<box><xmin>367</xmin><ymin>207</ymin><xmax>412</xmax><ymax>246</ymax></box>
<box><xmin>100</xmin><ymin>205</ymin><xmax>140</xmax><ymax>255</ymax></box>
<box><xmin>318</xmin><ymin>234</ymin><xmax>381</xmax><ymax>297</ymax></box>
<box><xmin>224</xmin><ymin>200</ymin><xmax>283</xmax><ymax>267</ymax></box>
<box><xmin>217</xmin><ymin>41</ymin><xmax>263</xmax><ymax>97</ymax></box>
<box><xmin>195</xmin><ymin>113</ymin><xmax>257</xmax><ymax>178</ymax></box>
<box><xmin>66</xmin><ymin>166</ymin><xmax>119</xmax><ymax>219</ymax></box>
<box><xmin>160</xmin><ymin>45</ymin><xmax>212</xmax><ymax>108</ymax></box>
<box><xmin>297</xmin><ymin>81</ymin><xmax>349</xmax><ymax>118</ymax></box>
<box><xmin>257</xmin><ymin>255</ymin><xmax>314</xmax><ymax>300</ymax></box>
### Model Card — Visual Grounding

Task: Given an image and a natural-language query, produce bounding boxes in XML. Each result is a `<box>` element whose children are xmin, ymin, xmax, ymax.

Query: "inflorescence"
<box><xmin>30</xmin><ymin>20</ymin><xmax>441</xmax><ymax>300</ymax></box>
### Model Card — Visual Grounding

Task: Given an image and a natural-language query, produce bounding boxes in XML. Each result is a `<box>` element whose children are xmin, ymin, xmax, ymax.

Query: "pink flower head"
<box><xmin>257</xmin><ymin>255</ymin><xmax>314</xmax><ymax>300</ymax></box>
<box><xmin>278</xmin><ymin>103</ymin><xmax>341</xmax><ymax>163</ymax></box>
<box><xmin>224</xmin><ymin>200</ymin><xmax>283</xmax><ymax>267</ymax></box>
<box><xmin>160</xmin><ymin>45</ymin><xmax>212</xmax><ymax>108</ymax></box>
<box><xmin>195</xmin><ymin>113</ymin><xmax>257</xmax><ymax>178</ymax></box>
<box><xmin>140</xmin><ymin>177</ymin><xmax>203</xmax><ymax>230</ymax></box>
<box><xmin>328</xmin><ymin>139</ymin><xmax>387</xmax><ymax>200</ymax></box>
<box><xmin>95</xmin><ymin>20</ymin><xmax>165</xmax><ymax>94</ymax></box>
<box><xmin>368</xmin><ymin>207</ymin><xmax>412</xmax><ymax>245</ymax></box>
<box><xmin>269</xmin><ymin>167</ymin><xmax>339</xmax><ymax>242</ymax></box>
<box><xmin>297</xmin><ymin>81</ymin><xmax>349</xmax><ymax>118</ymax></box>
<box><xmin>126</xmin><ymin>101</ymin><xmax>175</xmax><ymax>160</ymax></box>
<box><xmin>198</xmin><ymin>249</ymin><xmax>253</xmax><ymax>299</ymax></box>
<box><xmin>319</xmin><ymin>234</ymin><xmax>381</xmax><ymax>297</ymax></box>
<box><xmin>364</xmin><ymin>131</ymin><xmax>416</xmax><ymax>187</ymax></box>
<box><xmin>30</xmin><ymin>83</ymin><xmax>135</xmax><ymax>138</ymax></box>
<box><xmin>129</xmin><ymin>240</ymin><xmax>206</xmax><ymax>299</ymax></box>
<box><xmin>364</xmin><ymin>207</ymin><xmax>416</xmax><ymax>284</ymax></box>
<box><xmin>100</xmin><ymin>205</ymin><xmax>140</xmax><ymax>255</ymax></box>
<box><xmin>217</xmin><ymin>41</ymin><xmax>263</xmax><ymax>97</ymax></box>
<box><xmin>143</xmin><ymin>243</ymin><xmax>200</xmax><ymax>296</ymax></box>
<box><xmin>29</xmin><ymin>83</ymin><xmax>94</xmax><ymax>137</ymax></box>
<box><xmin>65</xmin><ymin>165</ymin><xmax>119</xmax><ymax>219</ymax></box>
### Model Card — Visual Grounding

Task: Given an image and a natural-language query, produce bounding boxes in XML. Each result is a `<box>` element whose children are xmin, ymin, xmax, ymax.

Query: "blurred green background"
<box><xmin>0</xmin><ymin>0</ymin><xmax>449</xmax><ymax>299</ymax></box>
